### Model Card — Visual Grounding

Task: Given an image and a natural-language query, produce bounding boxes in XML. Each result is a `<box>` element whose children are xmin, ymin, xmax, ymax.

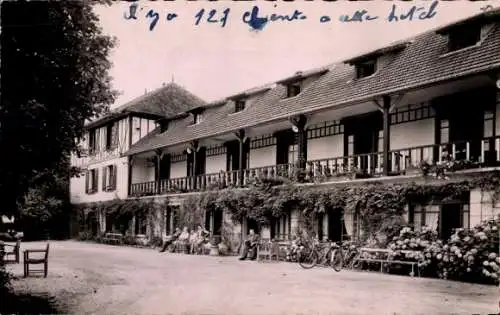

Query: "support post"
<box><xmin>382</xmin><ymin>95</ymin><xmax>391</xmax><ymax>176</ymax></box>
<box><xmin>291</xmin><ymin>115</ymin><xmax>308</xmax><ymax>180</ymax></box>
<box><xmin>127</xmin><ymin>155</ymin><xmax>135</xmax><ymax>196</ymax></box>
<box><xmin>234</xmin><ymin>129</ymin><xmax>247</xmax><ymax>186</ymax></box>
<box><xmin>190</xmin><ymin>141</ymin><xmax>199</xmax><ymax>189</ymax></box>
<box><xmin>155</xmin><ymin>149</ymin><xmax>163</xmax><ymax>195</ymax></box>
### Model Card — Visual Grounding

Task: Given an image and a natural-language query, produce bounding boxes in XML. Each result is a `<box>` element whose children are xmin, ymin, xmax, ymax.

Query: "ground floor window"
<box><xmin>343</xmin><ymin>210</ymin><xmax>362</xmax><ymax>241</ymax></box>
<box><xmin>205</xmin><ymin>209</ymin><xmax>223</xmax><ymax>236</ymax></box>
<box><xmin>410</xmin><ymin>203</ymin><xmax>470</xmax><ymax>240</ymax></box>
<box><xmin>271</xmin><ymin>214</ymin><xmax>291</xmax><ymax>240</ymax></box>
<box><xmin>135</xmin><ymin>214</ymin><xmax>147</xmax><ymax>235</ymax></box>
<box><xmin>165</xmin><ymin>206</ymin><xmax>179</xmax><ymax>235</ymax></box>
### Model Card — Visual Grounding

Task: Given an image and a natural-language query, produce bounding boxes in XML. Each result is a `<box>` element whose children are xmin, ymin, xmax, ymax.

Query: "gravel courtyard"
<box><xmin>3</xmin><ymin>240</ymin><xmax>499</xmax><ymax>315</ymax></box>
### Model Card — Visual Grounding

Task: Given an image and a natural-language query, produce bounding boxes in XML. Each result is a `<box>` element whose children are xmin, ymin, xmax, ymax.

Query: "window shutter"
<box><xmin>85</xmin><ymin>170</ymin><xmax>90</xmax><ymax>194</ymax></box>
<box><xmin>112</xmin><ymin>165</ymin><xmax>117</xmax><ymax>190</ymax></box>
<box><xmin>95</xmin><ymin>129</ymin><xmax>101</xmax><ymax>151</ymax></box>
<box><xmin>102</xmin><ymin>167</ymin><xmax>107</xmax><ymax>191</ymax></box>
<box><xmin>94</xmin><ymin>169</ymin><xmax>99</xmax><ymax>192</ymax></box>
<box><xmin>111</xmin><ymin>123</ymin><xmax>119</xmax><ymax>148</ymax></box>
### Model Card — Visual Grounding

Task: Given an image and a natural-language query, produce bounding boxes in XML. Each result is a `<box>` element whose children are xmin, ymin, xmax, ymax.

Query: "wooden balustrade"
<box><xmin>129</xmin><ymin>137</ymin><xmax>500</xmax><ymax>196</ymax></box>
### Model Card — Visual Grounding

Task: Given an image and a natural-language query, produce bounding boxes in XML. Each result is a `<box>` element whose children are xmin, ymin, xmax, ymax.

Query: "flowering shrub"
<box><xmin>428</xmin><ymin>218</ymin><xmax>499</xmax><ymax>284</ymax></box>
<box><xmin>388</xmin><ymin>217</ymin><xmax>499</xmax><ymax>284</ymax></box>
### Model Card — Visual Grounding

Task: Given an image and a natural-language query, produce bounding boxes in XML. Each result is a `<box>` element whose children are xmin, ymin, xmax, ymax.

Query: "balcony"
<box><xmin>71</xmin><ymin>147</ymin><xmax>121</xmax><ymax>168</ymax></box>
<box><xmin>129</xmin><ymin>137</ymin><xmax>500</xmax><ymax>197</ymax></box>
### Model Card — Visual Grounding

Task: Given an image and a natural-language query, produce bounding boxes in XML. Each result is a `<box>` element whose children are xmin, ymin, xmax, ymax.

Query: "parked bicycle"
<box><xmin>330</xmin><ymin>241</ymin><xmax>361</xmax><ymax>272</ymax></box>
<box><xmin>298</xmin><ymin>239</ymin><xmax>360</xmax><ymax>271</ymax></box>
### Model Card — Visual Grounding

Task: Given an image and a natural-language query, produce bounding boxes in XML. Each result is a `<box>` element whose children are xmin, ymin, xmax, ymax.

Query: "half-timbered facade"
<box><xmin>69</xmin><ymin>83</ymin><xmax>206</xmax><ymax>205</ymax></box>
<box><xmin>72</xmin><ymin>10</ymin><xmax>500</xmax><ymax>243</ymax></box>
<box><xmin>121</xmin><ymin>10</ymin><xmax>500</xmax><ymax>242</ymax></box>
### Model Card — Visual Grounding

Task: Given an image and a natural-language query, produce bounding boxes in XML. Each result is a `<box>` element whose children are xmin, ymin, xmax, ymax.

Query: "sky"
<box><xmin>94</xmin><ymin>0</ymin><xmax>500</xmax><ymax>108</ymax></box>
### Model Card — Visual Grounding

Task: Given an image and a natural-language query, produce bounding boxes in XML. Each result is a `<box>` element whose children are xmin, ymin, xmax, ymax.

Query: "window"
<box><xmin>440</xmin><ymin>119</ymin><xmax>449</xmax><ymax>144</ymax></box>
<box><xmin>286</xmin><ymin>83</ymin><xmax>301</xmax><ymax>98</ymax></box>
<box><xmin>288</xmin><ymin>144</ymin><xmax>298</xmax><ymax>164</ymax></box>
<box><xmin>193</xmin><ymin>113</ymin><xmax>203</xmax><ymax>124</ymax></box>
<box><xmin>89</xmin><ymin>129</ymin><xmax>98</xmax><ymax>153</ymax></box>
<box><xmin>105</xmin><ymin>123</ymin><xmax>118</xmax><ymax>150</ymax></box>
<box><xmin>271</xmin><ymin>214</ymin><xmax>291</xmax><ymax>241</ymax></box>
<box><xmin>235</xmin><ymin>99</ymin><xmax>246</xmax><ymax>112</ymax></box>
<box><xmin>102</xmin><ymin>165</ymin><xmax>117</xmax><ymax>192</ymax></box>
<box><xmin>483</xmin><ymin>110</ymin><xmax>494</xmax><ymax>138</ymax></box>
<box><xmin>355</xmin><ymin>60</ymin><xmax>376</xmax><ymax>79</ymax></box>
<box><xmin>377</xmin><ymin>130</ymin><xmax>384</xmax><ymax>153</ymax></box>
<box><xmin>135</xmin><ymin>215</ymin><xmax>147</xmax><ymax>235</ymax></box>
<box><xmin>160</xmin><ymin>120</ymin><xmax>169</xmax><ymax>133</ymax></box>
<box><xmin>347</xmin><ymin>135</ymin><xmax>354</xmax><ymax>156</ymax></box>
<box><xmin>448</xmin><ymin>25</ymin><xmax>481</xmax><ymax>52</ymax></box>
<box><xmin>412</xmin><ymin>203</ymin><xmax>469</xmax><ymax>239</ymax></box>
<box><xmin>85</xmin><ymin>169</ymin><xmax>99</xmax><ymax>194</ymax></box>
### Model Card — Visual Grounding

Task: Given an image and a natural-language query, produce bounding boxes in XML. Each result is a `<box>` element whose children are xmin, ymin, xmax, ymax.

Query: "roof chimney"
<box><xmin>162</xmin><ymin>82</ymin><xmax>166</xmax><ymax>87</ymax></box>
<box><xmin>144</xmin><ymin>89</ymin><xmax>147</xmax><ymax>95</ymax></box>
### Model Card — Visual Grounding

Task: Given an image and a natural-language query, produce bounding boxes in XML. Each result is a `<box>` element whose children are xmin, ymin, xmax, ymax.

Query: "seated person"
<box><xmin>192</xmin><ymin>225</ymin><xmax>210</xmax><ymax>254</ymax></box>
<box><xmin>174</xmin><ymin>227</ymin><xmax>190</xmax><ymax>250</ymax></box>
<box><xmin>239</xmin><ymin>229</ymin><xmax>259</xmax><ymax>261</ymax></box>
<box><xmin>159</xmin><ymin>227</ymin><xmax>181</xmax><ymax>252</ymax></box>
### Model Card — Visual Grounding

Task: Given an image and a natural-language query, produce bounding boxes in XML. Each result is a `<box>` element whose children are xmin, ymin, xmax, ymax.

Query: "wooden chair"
<box><xmin>23</xmin><ymin>243</ymin><xmax>50</xmax><ymax>278</ymax></box>
<box><xmin>3</xmin><ymin>240</ymin><xmax>21</xmax><ymax>264</ymax></box>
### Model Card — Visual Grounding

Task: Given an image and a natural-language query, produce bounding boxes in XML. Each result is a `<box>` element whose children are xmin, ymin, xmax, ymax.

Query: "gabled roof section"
<box><xmin>437</xmin><ymin>7</ymin><xmax>500</xmax><ymax>35</ymax></box>
<box><xmin>85</xmin><ymin>82</ymin><xmax>206</xmax><ymax>129</ymax></box>
<box><xmin>125</xmin><ymin>14</ymin><xmax>500</xmax><ymax>156</ymax></box>
<box><xmin>227</xmin><ymin>84</ymin><xmax>274</xmax><ymax>101</ymax></box>
<box><xmin>344</xmin><ymin>40</ymin><xmax>411</xmax><ymax>65</ymax></box>
<box><xmin>276</xmin><ymin>65</ymin><xmax>331</xmax><ymax>85</ymax></box>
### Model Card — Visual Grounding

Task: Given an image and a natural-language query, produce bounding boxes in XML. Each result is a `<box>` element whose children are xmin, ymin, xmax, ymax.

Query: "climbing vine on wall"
<box><xmin>182</xmin><ymin>172</ymin><xmax>500</xmax><ymax>239</ymax></box>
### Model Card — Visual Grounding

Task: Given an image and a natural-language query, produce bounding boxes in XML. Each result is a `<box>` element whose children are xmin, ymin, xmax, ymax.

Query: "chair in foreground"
<box><xmin>23</xmin><ymin>243</ymin><xmax>50</xmax><ymax>278</ymax></box>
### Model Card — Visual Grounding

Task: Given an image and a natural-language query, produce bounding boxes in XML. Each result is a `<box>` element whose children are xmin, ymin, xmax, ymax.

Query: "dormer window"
<box><xmin>194</xmin><ymin>113</ymin><xmax>203</xmax><ymax>124</ymax></box>
<box><xmin>160</xmin><ymin>120</ymin><xmax>169</xmax><ymax>133</ymax></box>
<box><xmin>356</xmin><ymin>59</ymin><xmax>376</xmax><ymax>79</ymax></box>
<box><xmin>448</xmin><ymin>24</ymin><xmax>481</xmax><ymax>52</ymax></box>
<box><xmin>286</xmin><ymin>83</ymin><xmax>301</xmax><ymax>98</ymax></box>
<box><xmin>235</xmin><ymin>99</ymin><xmax>246</xmax><ymax>112</ymax></box>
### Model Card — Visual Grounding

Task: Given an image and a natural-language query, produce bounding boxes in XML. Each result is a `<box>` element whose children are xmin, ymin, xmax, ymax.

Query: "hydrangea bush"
<box><xmin>387</xmin><ymin>216</ymin><xmax>499</xmax><ymax>284</ymax></box>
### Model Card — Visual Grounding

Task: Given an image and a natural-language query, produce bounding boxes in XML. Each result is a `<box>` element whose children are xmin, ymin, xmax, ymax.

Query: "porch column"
<box><xmin>291</xmin><ymin>115</ymin><xmax>308</xmax><ymax>175</ymax></box>
<box><xmin>127</xmin><ymin>156</ymin><xmax>135</xmax><ymax>196</ymax></box>
<box><xmin>154</xmin><ymin>149</ymin><xmax>163</xmax><ymax>195</ymax></box>
<box><xmin>234</xmin><ymin>129</ymin><xmax>247</xmax><ymax>186</ymax></box>
<box><xmin>382</xmin><ymin>96</ymin><xmax>391</xmax><ymax>176</ymax></box>
<box><xmin>189</xmin><ymin>141</ymin><xmax>199</xmax><ymax>189</ymax></box>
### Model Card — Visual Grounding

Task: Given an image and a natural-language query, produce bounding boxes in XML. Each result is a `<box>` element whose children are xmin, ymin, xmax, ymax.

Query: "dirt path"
<box><xmin>4</xmin><ymin>241</ymin><xmax>499</xmax><ymax>315</ymax></box>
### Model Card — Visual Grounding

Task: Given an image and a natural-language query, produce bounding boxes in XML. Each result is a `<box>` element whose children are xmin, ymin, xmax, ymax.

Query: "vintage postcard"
<box><xmin>1</xmin><ymin>0</ymin><xmax>500</xmax><ymax>314</ymax></box>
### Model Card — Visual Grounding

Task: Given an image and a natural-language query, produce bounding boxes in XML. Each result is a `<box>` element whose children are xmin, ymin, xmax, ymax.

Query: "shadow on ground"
<box><xmin>0</xmin><ymin>290</ymin><xmax>65</xmax><ymax>315</ymax></box>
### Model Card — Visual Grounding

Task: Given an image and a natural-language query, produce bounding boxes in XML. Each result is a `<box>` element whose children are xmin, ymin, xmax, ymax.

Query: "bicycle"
<box><xmin>297</xmin><ymin>239</ymin><xmax>337</xmax><ymax>269</ymax></box>
<box><xmin>331</xmin><ymin>241</ymin><xmax>361</xmax><ymax>272</ymax></box>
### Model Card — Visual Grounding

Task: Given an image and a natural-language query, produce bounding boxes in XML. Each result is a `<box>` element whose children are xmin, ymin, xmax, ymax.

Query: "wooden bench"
<box><xmin>24</xmin><ymin>243</ymin><xmax>50</xmax><ymax>278</ymax></box>
<box><xmin>102</xmin><ymin>233</ymin><xmax>124</xmax><ymax>245</ymax></box>
<box><xmin>3</xmin><ymin>240</ymin><xmax>21</xmax><ymax>264</ymax></box>
<box><xmin>355</xmin><ymin>247</ymin><xmax>422</xmax><ymax>277</ymax></box>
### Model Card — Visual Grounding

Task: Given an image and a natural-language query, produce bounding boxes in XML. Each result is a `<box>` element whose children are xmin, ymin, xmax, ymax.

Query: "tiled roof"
<box><xmin>126</xmin><ymin>13</ymin><xmax>500</xmax><ymax>156</ymax></box>
<box><xmin>85</xmin><ymin>83</ymin><xmax>206</xmax><ymax>129</ymax></box>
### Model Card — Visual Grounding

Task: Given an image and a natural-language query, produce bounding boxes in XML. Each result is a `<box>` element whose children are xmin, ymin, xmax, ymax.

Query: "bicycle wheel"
<box><xmin>332</xmin><ymin>248</ymin><xmax>344</xmax><ymax>272</ymax></box>
<box><xmin>298</xmin><ymin>248</ymin><xmax>318</xmax><ymax>269</ymax></box>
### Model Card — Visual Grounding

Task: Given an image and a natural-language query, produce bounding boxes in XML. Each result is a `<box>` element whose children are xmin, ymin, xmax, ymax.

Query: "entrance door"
<box><xmin>343</xmin><ymin>112</ymin><xmax>382</xmax><ymax>172</ymax></box>
<box><xmin>440</xmin><ymin>204</ymin><xmax>462</xmax><ymax>241</ymax></box>
<box><xmin>435</xmin><ymin>89</ymin><xmax>493</xmax><ymax>162</ymax></box>
<box><xmin>327</xmin><ymin>209</ymin><xmax>343</xmax><ymax>242</ymax></box>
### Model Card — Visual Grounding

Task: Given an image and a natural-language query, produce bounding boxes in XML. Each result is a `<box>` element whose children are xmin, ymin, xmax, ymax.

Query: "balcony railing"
<box><xmin>71</xmin><ymin>147</ymin><xmax>121</xmax><ymax>168</ymax></box>
<box><xmin>129</xmin><ymin>137</ymin><xmax>500</xmax><ymax>197</ymax></box>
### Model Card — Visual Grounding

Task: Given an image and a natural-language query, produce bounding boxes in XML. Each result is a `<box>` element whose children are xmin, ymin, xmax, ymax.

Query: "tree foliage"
<box><xmin>0</xmin><ymin>1</ymin><xmax>117</xmax><ymax>215</ymax></box>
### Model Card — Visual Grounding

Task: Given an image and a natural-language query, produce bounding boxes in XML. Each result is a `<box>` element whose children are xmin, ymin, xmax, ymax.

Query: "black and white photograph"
<box><xmin>0</xmin><ymin>0</ymin><xmax>499</xmax><ymax>314</ymax></box>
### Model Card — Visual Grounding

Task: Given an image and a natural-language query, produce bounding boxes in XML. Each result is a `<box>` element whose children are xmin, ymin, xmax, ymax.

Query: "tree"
<box><xmin>0</xmin><ymin>1</ymin><xmax>117</xmax><ymax>216</ymax></box>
